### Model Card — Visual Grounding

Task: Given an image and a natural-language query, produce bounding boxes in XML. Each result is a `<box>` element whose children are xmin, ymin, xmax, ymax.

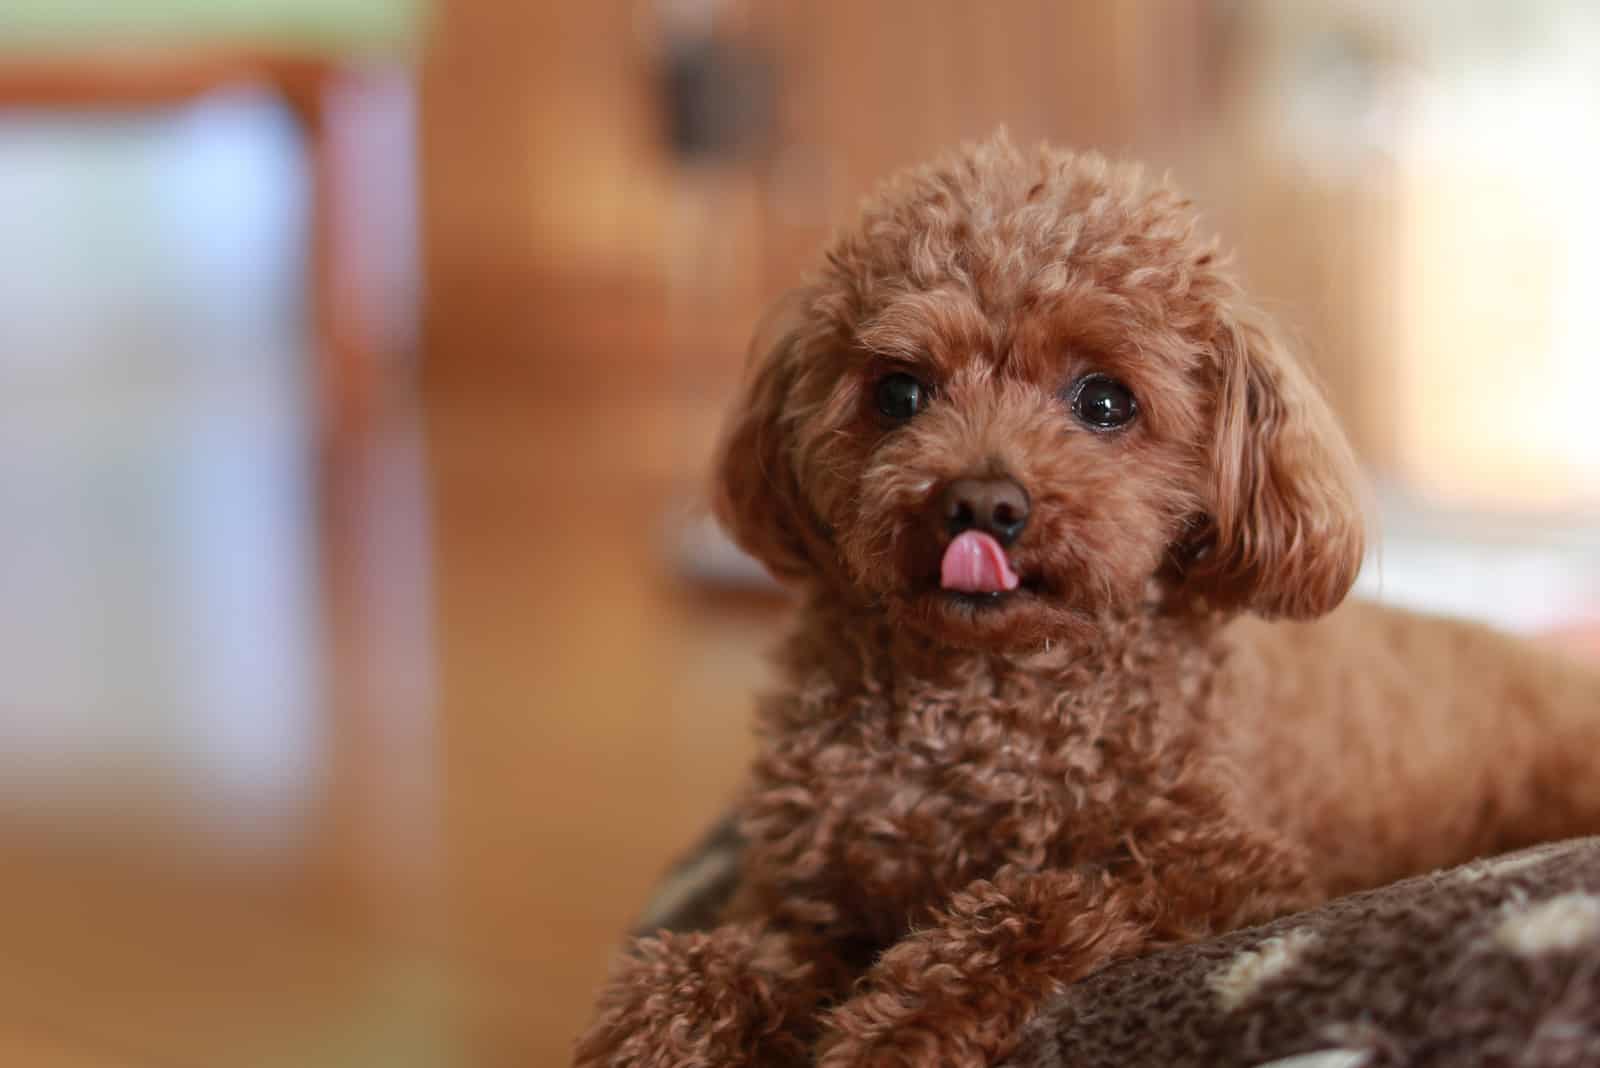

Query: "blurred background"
<box><xmin>1</xmin><ymin>1</ymin><xmax>1598</xmax><ymax>1064</ymax></box>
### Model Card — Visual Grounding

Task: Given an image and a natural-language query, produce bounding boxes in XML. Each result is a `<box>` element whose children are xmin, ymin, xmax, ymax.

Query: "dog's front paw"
<box><xmin>574</xmin><ymin>927</ymin><xmax>811</xmax><ymax>1068</ymax></box>
<box><xmin>814</xmin><ymin>869</ymin><xmax>1158</xmax><ymax>1068</ymax></box>
<box><xmin>814</xmin><ymin>935</ymin><xmax>1021</xmax><ymax>1068</ymax></box>
<box><xmin>817</xmin><ymin>986</ymin><xmax>990</xmax><ymax>1068</ymax></box>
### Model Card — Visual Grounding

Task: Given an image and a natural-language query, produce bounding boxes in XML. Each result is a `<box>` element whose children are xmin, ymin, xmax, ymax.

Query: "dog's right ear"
<box><xmin>710</xmin><ymin>290</ymin><xmax>821</xmax><ymax>583</ymax></box>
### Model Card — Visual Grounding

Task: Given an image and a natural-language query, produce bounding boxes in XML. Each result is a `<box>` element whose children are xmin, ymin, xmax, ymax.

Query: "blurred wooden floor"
<box><xmin>428</xmin><ymin>340</ymin><xmax>783</xmax><ymax>1066</ymax></box>
<box><xmin>0</xmin><ymin>101</ymin><xmax>781</xmax><ymax>1067</ymax></box>
<box><xmin>0</xmin><ymin>339</ymin><xmax>780</xmax><ymax>1068</ymax></box>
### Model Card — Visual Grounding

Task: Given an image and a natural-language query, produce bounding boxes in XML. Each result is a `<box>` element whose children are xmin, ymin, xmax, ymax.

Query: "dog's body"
<box><xmin>1227</xmin><ymin>601</ymin><xmax>1600</xmax><ymax>893</ymax></box>
<box><xmin>750</xmin><ymin>597</ymin><xmax>1600</xmax><ymax>935</ymax></box>
<box><xmin>576</xmin><ymin>137</ymin><xmax>1600</xmax><ymax>1068</ymax></box>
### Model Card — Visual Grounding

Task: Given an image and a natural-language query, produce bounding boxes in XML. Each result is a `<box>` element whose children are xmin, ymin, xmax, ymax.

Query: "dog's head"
<box><xmin>714</xmin><ymin>136</ymin><xmax>1364</xmax><ymax>651</ymax></box>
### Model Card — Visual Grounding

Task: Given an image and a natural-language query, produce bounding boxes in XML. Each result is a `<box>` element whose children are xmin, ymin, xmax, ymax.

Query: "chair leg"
<box><xmin>283</xmin><ymin>66</ymin><xmax>381</xmax><ymax>439</ymax></box>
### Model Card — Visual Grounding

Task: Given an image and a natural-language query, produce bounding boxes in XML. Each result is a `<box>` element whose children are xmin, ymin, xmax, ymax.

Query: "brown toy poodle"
<box><xmin>575</xmin><ymin>134</ymin><xmax>1600</xmax><ymax>1068</ymax></box>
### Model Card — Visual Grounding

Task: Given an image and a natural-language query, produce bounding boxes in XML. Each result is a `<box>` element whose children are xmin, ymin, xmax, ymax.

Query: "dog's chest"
<box><xmin>748</xmin><ymin>681</ymin><xmax>1175</xmax><ymax>917</ymax></box>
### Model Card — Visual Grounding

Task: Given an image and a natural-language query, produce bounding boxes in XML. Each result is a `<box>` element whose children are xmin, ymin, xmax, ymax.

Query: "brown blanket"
<box><xmin>1003</xmin><ymin>837</ymin><xmax>1600</xmax><ymax>1067</ymax></box>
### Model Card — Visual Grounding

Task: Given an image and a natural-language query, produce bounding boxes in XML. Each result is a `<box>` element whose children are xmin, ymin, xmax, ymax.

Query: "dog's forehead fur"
<box><xmin>815</xmin><ymin>136</ymin><xmax>1227</xmax><ymax>376</ymax></box>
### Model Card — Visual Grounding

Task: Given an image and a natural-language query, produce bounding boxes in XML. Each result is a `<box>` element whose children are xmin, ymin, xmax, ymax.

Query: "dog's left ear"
<box><xmin>1184</xmin><ymin>311</ymin><xmax>1366</xmax><ymax>619</ymax></box>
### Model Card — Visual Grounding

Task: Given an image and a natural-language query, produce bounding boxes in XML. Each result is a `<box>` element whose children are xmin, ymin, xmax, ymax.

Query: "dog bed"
<box><xmin>631</xmin><ymin>825</ymin><xmax>1600</xmax><ymax>1067</ymax></box>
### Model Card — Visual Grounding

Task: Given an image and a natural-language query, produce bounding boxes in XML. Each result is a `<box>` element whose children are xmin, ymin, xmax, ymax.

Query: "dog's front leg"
<box><xmin>574</xmin><ymin>920</ymin><xmax>849</xmax><ymax>1068</ymax></box>
<box><xmin>813</xmin><ymin>866</ymin><xmax>1166</xmax><ymax>1068</ymax></box>
<box><xmin>814</xmin><ymin>833</ymin><xmax>1313</xmax><ymax>1068</ymax></box>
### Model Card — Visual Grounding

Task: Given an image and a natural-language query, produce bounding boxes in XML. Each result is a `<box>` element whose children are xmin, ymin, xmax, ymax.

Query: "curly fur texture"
<box><xmin>575</xmin><ymin>134</ymin><xmax>1600</xmax><ymax>1068</ymax></box>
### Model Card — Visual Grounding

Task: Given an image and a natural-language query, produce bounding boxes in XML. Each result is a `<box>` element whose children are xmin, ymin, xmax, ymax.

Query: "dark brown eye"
<box><xmin>874</xmin><ymin>372</ymin><xmax>926</xmax><ymax>421</ymax></box>
<box><xmin>1070</xmin><ymin>374</ymin><xmax>1137</xmax><ymax>430</ymax></box>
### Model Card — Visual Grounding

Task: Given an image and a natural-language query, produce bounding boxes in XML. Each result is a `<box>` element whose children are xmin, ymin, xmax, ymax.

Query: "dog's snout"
<box><xmin>940</xmin><ymin>477</ymin><xmax>1030</xmax><ymax>546</ymax></box>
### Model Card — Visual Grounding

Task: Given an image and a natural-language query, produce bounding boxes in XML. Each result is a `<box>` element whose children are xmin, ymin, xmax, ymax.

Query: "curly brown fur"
<box><xmin>575</xmin><ymin>133</ymin><xmax>1600</xmax><ymax>1068</ymax></box>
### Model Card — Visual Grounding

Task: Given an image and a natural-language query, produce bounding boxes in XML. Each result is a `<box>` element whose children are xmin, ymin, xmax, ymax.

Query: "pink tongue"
<box><xmin>939</xmin><ymin>531</ymin><xmax>1021</xmax><ymax>594</ymax></box>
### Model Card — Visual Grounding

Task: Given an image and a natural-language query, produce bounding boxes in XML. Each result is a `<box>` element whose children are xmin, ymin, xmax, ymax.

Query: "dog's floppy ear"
<box><xmin>1185</xmin><ymin>311</ymin><xmax>1366</xmax><ymax>619</ymax></box>
<box><xmin>710</xmin><ymin>290</ymin><xmax>822</xmax><ymax>583</ymax></box>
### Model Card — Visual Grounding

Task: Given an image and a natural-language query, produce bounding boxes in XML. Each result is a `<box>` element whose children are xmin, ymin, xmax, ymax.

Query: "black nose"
<box><xmin>940</xmin><ymin>477</ymin><xmax>1030</xmax><ymax>546</ymax></box>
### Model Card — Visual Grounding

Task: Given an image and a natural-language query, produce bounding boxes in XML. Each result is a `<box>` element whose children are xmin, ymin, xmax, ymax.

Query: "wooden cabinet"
<box><xmin>420</xmin><ymin>0</ymin><xmax>1221</xmax><ymax>390</ymax></box>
